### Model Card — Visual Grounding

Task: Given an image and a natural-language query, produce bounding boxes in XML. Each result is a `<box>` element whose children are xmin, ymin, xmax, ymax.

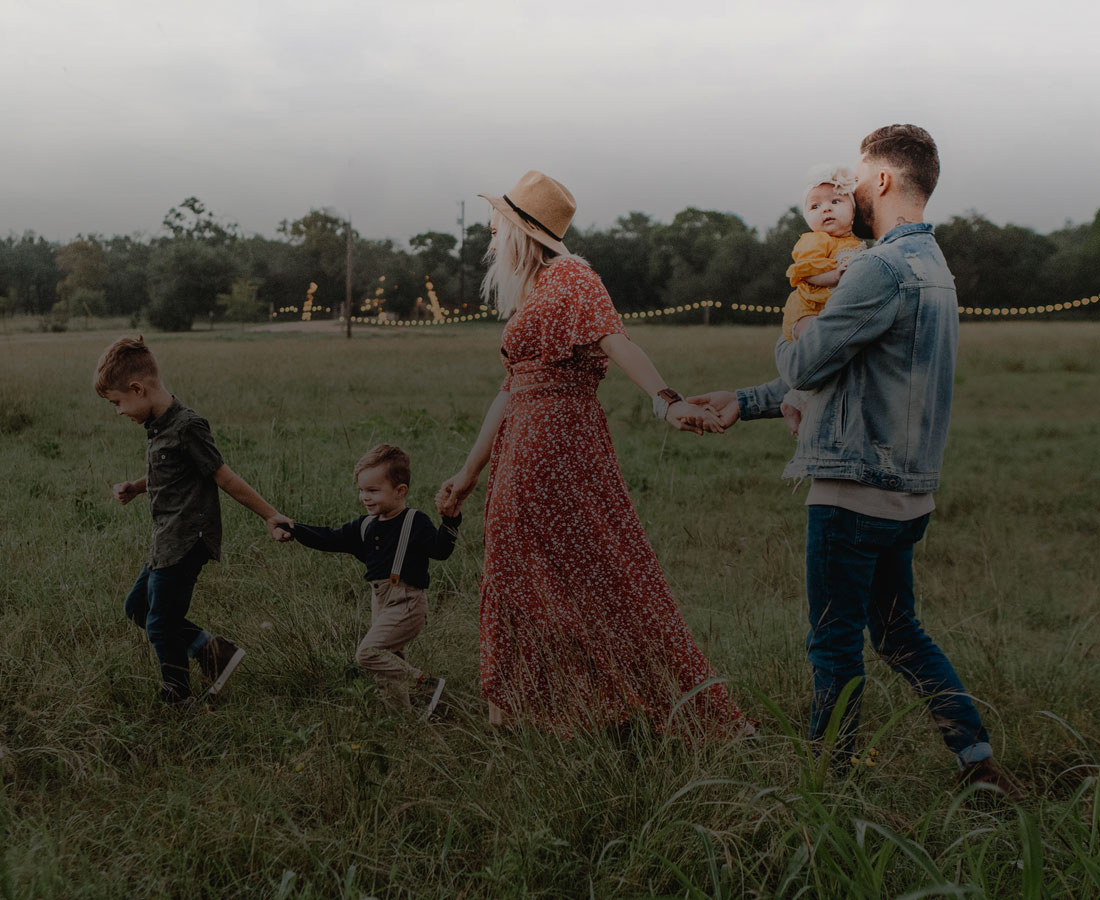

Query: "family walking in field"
<box><xmin>95</xmin><ymin>124</ymin><xmax>1017</xmax><ymax>795</ymax></box>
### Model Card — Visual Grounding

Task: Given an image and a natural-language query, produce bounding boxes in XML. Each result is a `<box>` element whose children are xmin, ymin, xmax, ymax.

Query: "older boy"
<box><xmin>283</xmin><ymin>444</ymin><xmax>460</xmax><ymax>718</ymax></box>
<box><xmin>95</xmin><ymin>336</ymin><xmax>293</xmax><ymax>705</ymax></box>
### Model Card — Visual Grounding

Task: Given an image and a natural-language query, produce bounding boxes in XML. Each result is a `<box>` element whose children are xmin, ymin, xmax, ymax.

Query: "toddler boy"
<box><xmin>94</xmin><ymin>336</ymin><xmax>293</xmax><ymax>705</ymax></box>
<box><xmin>284</xmin><ymin>444</ymin><xmax>460</xmax><ymax>717</ymax></box>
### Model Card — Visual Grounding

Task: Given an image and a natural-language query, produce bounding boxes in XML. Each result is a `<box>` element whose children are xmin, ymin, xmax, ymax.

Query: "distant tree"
<box><xmin>218</xmin><ymin>277</ymin><xmax>264</xmax><ymax>322</ymax></box>
<box><xmin>569</xmin><ymin>213</ymin><xmax>664</xmax><ymax>312</ymax></box>
<box><xmin>410</xmin><ymin>231</ymin><xmax>459</xmax><ymax>306</ymax></box>
<box><xmin>278</xmin><ymin>210</ymin><xmax>354</xmax><ymax>317</ymax></box>
<box><xmin>102</xmin><ymin>235</ymin><xmax>151</xmax><ymax>317</ymax></box>
<box><xmin>738</xmin><ymin>206</ymin><xmax>806</xmax><ymax>318</ymax></box>
<box><xmin>936</xmin><ymin>213</ymin><xmax>1054</xmax><ymax>310</ymax></box>
<box><xmin>700</xmin><ymin>219</ymin><xmax>763</xmax><ymax>308</ymax></box>
<box><xmin>163</xmin><ymin>197</ymin><xmax>238</xmax><ymax>246</ymax></box>
<box><xmin>352</xmin><ymin>238</ymin><xmax>398</xmax><ymax>316</ymax></box>
<box><xmin>56</xmin><ymin>237</ymin><xmax>108</xmax><ymax>315</ymax></box>
<box><xmin>367</xmin><ymin>247</ymin><xmax>419</xmax><ymax>319</ymax></box>
<box><xmin>461</xmin><ymin>223</ymin><xmax>492</xmax><ymax>309</ymax></box>
<box><xmin>237</xmin><ymin>234</ymin><xmax>304</xmax><ymax>317</ymax></box>
<box><xmin>1040</xmin><ymin>211</ymin><xmax>1100</xmax><ymax>314</ymax></box>
<box><xmin>410</xmin><ymin>231</ymin><xmax>457</xmax><ymax>270</ymax></box>
<box><xmin>656</xmin><ymin>209</ymin><xmax>758</xmax><ymax>310</ymax></box>
<box><xmin>147</xmin><ymin>239</ymin><xmax>236</xmax><ymax>331</ymax></box>
<box><xmin>144</xmin><ymin>199</ymin><xmax>239</xmax><ymax>330</ymax></box>
<box><xmin>0</xmin><ymin>197</ymin><xmax>1095</xmax><ymax>329</ymax></box>
<box><xmin>0</xmin><ymin>232</ymin><xmax>59</xmax><ymax>315</ymax></box>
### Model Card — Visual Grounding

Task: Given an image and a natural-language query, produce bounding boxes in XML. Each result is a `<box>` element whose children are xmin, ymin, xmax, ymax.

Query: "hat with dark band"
<box><xmin>479</xmin><ymin>170</ymin><xmax>575</xmax><ymax>255</ymax></box>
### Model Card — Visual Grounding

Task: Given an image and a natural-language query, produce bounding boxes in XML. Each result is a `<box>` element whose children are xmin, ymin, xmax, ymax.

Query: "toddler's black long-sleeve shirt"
<box><xmin>290</xmin><ymin>508</ymin><xmax>461</xmax><ymax>589</ymax></box>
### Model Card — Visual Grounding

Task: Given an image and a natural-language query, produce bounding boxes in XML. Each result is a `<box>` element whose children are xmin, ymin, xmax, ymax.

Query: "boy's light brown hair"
<box><xmin>860</xmin><ymin>124</ymin><xmax>940</xmax><ymax>201</ymax></box>
<box><xmin>354</xmin><ymin>444</ymin><xmax>411</xmax><ymax>488</ymax></box>
<box><xmin>94</xmin><ymin>336</ymin><xmax>161</xmax><ymax>396</ymax></box>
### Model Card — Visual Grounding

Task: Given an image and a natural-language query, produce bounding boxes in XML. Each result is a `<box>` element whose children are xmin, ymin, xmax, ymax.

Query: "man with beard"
<box><xmin>693</xmin><ymin>125</ymin><xmax>1018</xmax><ymax>794</ymax></box>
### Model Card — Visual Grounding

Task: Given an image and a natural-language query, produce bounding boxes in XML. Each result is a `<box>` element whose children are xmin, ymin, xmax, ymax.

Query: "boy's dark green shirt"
<box><xmin>144</xmin><ymin>398</ymin><xmax>224</xmax><ymax>569</ymax></box>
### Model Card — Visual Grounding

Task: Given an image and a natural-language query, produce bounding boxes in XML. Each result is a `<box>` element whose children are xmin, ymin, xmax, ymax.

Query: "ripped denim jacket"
<box><xmin>737</xmin><ymin>223</ymin><xmax>958</xmax><ymax>493</ymax></box>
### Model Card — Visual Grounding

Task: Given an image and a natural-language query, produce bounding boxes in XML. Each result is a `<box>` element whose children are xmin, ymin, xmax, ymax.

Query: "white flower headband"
<box><xmin>802</xmin><ymin>164</ymin><xmax>858</xmax><ymax>211</ymax></box>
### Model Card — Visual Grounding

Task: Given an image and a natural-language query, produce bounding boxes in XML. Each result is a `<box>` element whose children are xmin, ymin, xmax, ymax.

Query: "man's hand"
<box><xmin>686</xmin><ymin>391</ymin><xmax>740</xmax><ymax>430</ymax></box>
<box><xmin>267</xmin><ymin>514</ymin><xmax>295</xmax><ymax>541</ymax></box>
<box><xmin>112</xmin><ymin>481</ymin><xmax>143</xmax><ymax>505</ymax></box>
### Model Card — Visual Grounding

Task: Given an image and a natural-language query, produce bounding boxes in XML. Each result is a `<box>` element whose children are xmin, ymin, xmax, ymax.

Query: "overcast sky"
<box><xmin>4</xmin><ymin>0</ymin><xmax>1098</xmax><ymax>246</ymax></box>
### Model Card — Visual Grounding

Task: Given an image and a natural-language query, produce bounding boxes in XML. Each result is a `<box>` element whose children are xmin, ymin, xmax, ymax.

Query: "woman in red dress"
<box><xmin>437</xmin><ymin>171</ymin><xmax>751</xmax><ymax>737</ymax></box>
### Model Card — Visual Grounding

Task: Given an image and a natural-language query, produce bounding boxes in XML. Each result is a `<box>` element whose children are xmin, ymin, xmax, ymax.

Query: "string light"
<box><xmin>272</xmin><ymin>293</ymin><xmax>1098</xmax><ymax>327</ymax></box>
<box><xmin>959</xmin><ymin>294</ymin><xmax>1098</xmax><ymax>317</ymax></box>
<box><xmin>338</xmin><ymin>309</ymin><xmax>496</xmax><ymax>327</ymax></box>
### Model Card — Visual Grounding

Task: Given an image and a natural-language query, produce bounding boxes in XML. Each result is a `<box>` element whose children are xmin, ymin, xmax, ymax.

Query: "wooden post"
<box><xmin>457</xmin><ymin>200</ymin><xmax>466</xmax><ymax>311</ymax></box>
<box><xmin>345</xmin><ymin>219</ymin><xmax>353</xmax><ymax>339</ymax></box>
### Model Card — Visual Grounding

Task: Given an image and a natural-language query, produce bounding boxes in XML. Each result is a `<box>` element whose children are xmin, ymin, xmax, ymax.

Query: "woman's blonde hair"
<box><xmin>480</xmin><ymin>215</ymin><xmax>559</xmax><ymax>318</ymax></box>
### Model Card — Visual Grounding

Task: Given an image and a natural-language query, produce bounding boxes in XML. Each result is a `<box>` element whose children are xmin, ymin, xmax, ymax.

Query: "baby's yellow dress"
<box><xmin>782</xmin><ymin>231</ymin><xmax>865</xmax><ymax>340</ymax></box>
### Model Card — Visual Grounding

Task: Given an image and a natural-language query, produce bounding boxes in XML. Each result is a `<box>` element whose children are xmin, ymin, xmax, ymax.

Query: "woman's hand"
<box><xmin>436</xmin><ymin>468</ymin><xmax>479</xmax><ymax>517</ymax></box>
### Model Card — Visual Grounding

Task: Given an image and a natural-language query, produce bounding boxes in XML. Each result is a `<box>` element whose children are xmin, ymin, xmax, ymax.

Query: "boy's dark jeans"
<box><xmin>805</xmin><ymin>505</ymin><xmax>992</xmax><ymax>764</ymax></box>
<box><xmin>124</xmin><ymin>541</ymin><xmax>211</xmax><ymax>701</ymax></box>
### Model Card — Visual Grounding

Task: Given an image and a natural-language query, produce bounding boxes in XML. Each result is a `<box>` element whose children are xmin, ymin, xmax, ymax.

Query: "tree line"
<box><xmin>1</xmin><ymin>198</ymin><xmax>1097</xmax><ymax>331</ymax></box>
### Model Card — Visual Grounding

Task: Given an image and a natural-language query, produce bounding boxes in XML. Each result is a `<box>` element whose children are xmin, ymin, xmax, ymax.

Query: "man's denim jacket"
<box><xmin>737</xmin><ymin>223</ymin><xmax>958</xmax><ymax>493</ymax></box>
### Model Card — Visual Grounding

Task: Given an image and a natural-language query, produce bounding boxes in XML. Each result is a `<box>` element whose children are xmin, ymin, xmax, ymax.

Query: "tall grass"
<box><xmin>1</xmin><ymin>322</ymin><xmax>1098</xmax><ymax>898</ymax></box>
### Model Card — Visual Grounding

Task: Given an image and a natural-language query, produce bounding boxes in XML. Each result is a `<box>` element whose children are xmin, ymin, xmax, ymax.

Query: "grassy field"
<box><xmin>1</xmin><ymin>321</ymin><xmax>1098</xmax><ymax>899</ymax></box>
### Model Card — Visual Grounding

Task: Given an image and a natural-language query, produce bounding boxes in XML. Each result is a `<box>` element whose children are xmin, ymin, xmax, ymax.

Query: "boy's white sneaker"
<box><xmin>415</xmin><ymin>675</ymin><xmax>446</xmax><ymax>720</ymax></box>
<box><xmin>199</xmin><ymin>636</ymin><xmax>246</xmax><ymax>695</ymax></box>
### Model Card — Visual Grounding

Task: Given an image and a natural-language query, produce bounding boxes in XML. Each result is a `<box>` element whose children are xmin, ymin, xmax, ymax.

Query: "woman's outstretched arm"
<box><xmin>436</xmin><ymin>390</ymin><xmax>510</xmax><ymax>515</ymax></box>
<box><xmin>598</xmin><ymin>333</ymin><xmax>720</xmax><ymax>434</ymax></box>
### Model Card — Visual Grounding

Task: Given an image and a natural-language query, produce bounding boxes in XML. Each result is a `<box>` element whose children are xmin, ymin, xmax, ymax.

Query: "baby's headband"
<box><xmin>802</xmin><ymin>164</ymin><xmax>858</xmax><ymax>210</ymax></box>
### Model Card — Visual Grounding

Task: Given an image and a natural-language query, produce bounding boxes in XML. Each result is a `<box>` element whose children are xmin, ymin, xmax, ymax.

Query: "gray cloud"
<box><xmin>3</xmin><ymin>0</ymin><xmax>1098</xmax><ymax>244</ymax></box>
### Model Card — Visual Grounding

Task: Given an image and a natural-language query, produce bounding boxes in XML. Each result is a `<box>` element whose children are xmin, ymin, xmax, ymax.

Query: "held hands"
<box><xmin>436</xmin><ymin>468</ymin><xmax>478</xmax><ymax>517</ymax></box>
<box><xmin>665</xmin><ymin>400</ymin><xmax>721</xmax><ymax>435</ymax></box>
<box><xmin>683</xmin><ymin>390</ymin><xmax>803</xmax><ymax>435</ymax></box>
<box><xmin>266</xmin><ymin>514</ymin><xmax>295</xmax><ymax>542</ymax></box>
<box><xmin>685</xmin><ymin>391</ymin><xmax>740</xmax><ymax>431</ymax></box>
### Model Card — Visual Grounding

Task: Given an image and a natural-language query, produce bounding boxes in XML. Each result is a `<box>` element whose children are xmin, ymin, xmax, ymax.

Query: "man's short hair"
<box><xmin>860</xmin><ymin>124</ymin><xmax>940</xmax><ymax>200</ymax></box>
<box><xmin>354</xmin><ymin>444</ymin><xmax>411</xmax><ymax>488</ymax></box>
<box><xmin>94</xmin><ymin>336</ymin><xmax>160</xmax><ymax>396</ymax></box>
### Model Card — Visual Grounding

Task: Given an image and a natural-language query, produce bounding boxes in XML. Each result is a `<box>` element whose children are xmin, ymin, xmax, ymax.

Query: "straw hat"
<box><xmin>479</xmin><ymin>170</ymin><xmax>575</xmax><ymax>255</ymax></box>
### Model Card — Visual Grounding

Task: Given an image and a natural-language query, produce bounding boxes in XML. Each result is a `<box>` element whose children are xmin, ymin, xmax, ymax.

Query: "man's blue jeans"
<box><xmin>124</xmin><ymin>542</ymin><xmax>211</xmax><ymax>701</ymax></box>
<box><xmin>805</xmin><ymin>505</ymin><xmax>991</xmax><ymax>765</ymax></box>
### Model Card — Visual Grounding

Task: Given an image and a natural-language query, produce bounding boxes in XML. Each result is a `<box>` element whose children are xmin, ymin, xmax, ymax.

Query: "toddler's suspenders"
<box><xmin>360</xmin><ymin>509</ymin><xmax>417</xmax><ymax>585</ymax></box>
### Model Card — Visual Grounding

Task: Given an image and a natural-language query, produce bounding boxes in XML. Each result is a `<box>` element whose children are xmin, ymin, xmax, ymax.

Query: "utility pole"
<box><xmin>345</xmin><ymin>218</ymin><xmax>353</xmax><ymax>339</ymax></box>
<box><xmin>457</xmin><ymin>200</ymin><xmax>466</xmax><ymax>309</ymax></box>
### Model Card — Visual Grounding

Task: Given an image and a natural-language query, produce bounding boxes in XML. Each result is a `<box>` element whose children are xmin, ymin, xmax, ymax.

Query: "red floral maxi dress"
<box><xmin>480</xmin><ymin>257</ymin><xmax>748</xmax><ymax>736</ymax></box>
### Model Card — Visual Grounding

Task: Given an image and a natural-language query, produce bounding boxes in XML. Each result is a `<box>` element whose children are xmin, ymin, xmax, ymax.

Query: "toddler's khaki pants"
<box><xmin>357</xmin><ymin>579</ymin><xmax>428</xmax><ymax>710</ymax></box>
